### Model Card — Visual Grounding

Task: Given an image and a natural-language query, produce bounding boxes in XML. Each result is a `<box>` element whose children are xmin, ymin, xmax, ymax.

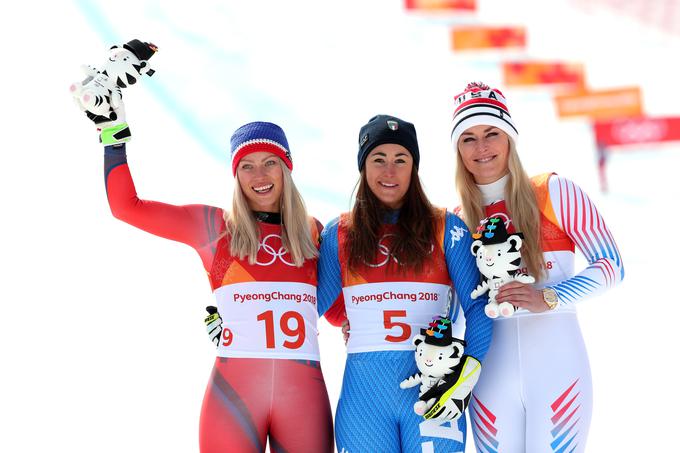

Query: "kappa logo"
<box><xmin>255</xmin><ymin>233</ymin><xmax>295</xmax><ymax>267</ymax></box>
<box><xmin>387</xmin><ymin>120</ymin><xmax>399</xmax><ymax>131</ymax></box>
<box><xmin>449</xmin><ymin>225</ymin><xmax>466</xmax><ymax>248</ymax></box>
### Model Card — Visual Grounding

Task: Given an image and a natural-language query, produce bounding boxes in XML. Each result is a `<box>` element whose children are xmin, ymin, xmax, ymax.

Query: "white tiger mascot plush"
<box><xmin>399</xmin><ymin>317</ymin><xmax>466</xmax><ymax>416</ymax></box>
<box><xmin>70</xmin><ymin>39</ymin><xmax>157</xmax><ymax>124</ymax></box>
<box><xmin>470</xmin><ymin>216</ymin><xmax>535</xmax><ymax>318</ymax></box>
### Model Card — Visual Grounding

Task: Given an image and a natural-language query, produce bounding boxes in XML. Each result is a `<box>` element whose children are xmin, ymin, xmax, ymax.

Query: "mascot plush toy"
<box><xmin>470</xmin><ymin>216</ymin><xmax>535</xmax><ymax>318</ymax></box>
<box><xmin>70</xmin><ymin>39</ymin><xmax>157</xmax><ymax>127</ymax></box>
<box><xmin>399</xmin><ymin>316</ymin><xmax>466</xmax><ymax>416</ymax></box>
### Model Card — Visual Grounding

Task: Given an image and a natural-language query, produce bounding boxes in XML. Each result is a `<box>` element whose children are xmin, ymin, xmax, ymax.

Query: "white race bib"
<box><xmin>343</xmin><ymin>282</ymin><xmax>451</xmax><ymax>353</ymax></box>
<box><xmin>214</xmin><ymin>281</ymin><xmax>320</xmax><ymax>360</ymax></box>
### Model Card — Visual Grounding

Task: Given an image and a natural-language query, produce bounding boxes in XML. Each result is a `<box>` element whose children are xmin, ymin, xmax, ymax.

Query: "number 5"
<box><xmin>383</xmin><ymin>310</ymin><xmax>411</xmax><ymax>343</ymax></box>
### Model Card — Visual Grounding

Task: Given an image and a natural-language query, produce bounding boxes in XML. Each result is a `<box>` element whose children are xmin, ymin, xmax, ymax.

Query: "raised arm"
<box><xmin>105</xmin><ymin>143</ymin><xmax>224</xmax><ymax>250</ymax></box>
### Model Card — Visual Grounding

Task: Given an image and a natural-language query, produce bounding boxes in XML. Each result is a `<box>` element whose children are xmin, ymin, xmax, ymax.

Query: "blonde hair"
<box><xmin>225</xmin><ymin>159</ymin><xmax>318</xmax><ymax>266</ymax></box>
<box><xmin>455</xmin><ymin>139</ymin><xmax>546</xmax><ymax>281</ymax></box>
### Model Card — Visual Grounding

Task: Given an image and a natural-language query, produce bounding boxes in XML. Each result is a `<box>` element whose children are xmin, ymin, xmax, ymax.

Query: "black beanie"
<box><xmin>357</xmin><ymin>114</ymin><xmax>420</xmax><ymax>171</ymax></box>
<box><xmin>419</xmin><ymin>316</ymin><xmax>465</xmax><ymax>347</ymax></box>
<box><xmin>122</xmin><ymin>39</ymin><xmax>158</xmax><ymax>61</ymax></box>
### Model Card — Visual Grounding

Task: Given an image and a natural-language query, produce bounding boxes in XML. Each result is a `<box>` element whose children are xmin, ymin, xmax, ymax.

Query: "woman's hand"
<box><xmin>341</xmin><ymin>319</ymin><xmax>350</xmax><ymax>345</ymax></box>
<box><xmin>496</xmin><ymin>281</ymin><xmax>548</xmax><ymax>313</ymax></box>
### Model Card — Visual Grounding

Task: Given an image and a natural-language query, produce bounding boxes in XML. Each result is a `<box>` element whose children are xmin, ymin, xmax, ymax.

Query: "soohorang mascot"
<box><xmin>399</xmin><ymin>316</ymin><xmax>468</xmax><ymax>418</ymax></box>
<box><xmin>470</xmin><ymin>216</ymin><xmax>535</xmax><ymax>318</ymax></box>
<box><xmin>70</xmin><ymin>39</ymin><xmax>157</xmax><ymax>126</ymax></box>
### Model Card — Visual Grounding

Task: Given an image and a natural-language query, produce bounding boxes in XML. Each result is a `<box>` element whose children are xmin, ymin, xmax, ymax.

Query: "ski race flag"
<box><xmin>594</xmin><ymin>116</ymin><xmax>680</xmax><ymax>148</ymax></box>
<box><xmin>404</xmin><ymin>0</ymin><xmax>476</xmax><ymax>11</ymax></box>
<box><xmin>502</xmin><ymin>62</ymin><xmax>584</xmax><ymax>88</ymax></box>
<box><xmin>554</xmin><ymin>87</ymin><xmax>643</xmax><ymax>120</ymax></box>
<box><xmin>451</xmin><ymin>26</ymin><xmax>526</xmax><ymax>51</ymax></box>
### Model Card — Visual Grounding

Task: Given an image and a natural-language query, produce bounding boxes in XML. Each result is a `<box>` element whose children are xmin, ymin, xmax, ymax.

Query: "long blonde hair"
<box><xmin>225</xmin><ymin>159</ymin><xmax>318</xmax><ymax>266</ymax></box>
<box><xmin>455</xmin><ymin>139</ymin><xmax>546</xmax><ymax>281</ymax></box>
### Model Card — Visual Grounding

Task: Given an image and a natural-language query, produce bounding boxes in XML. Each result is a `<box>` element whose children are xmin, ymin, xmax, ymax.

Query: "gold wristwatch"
<box><xmin>542</xmin><ymin>287</ymin><xmax>559</xmax><ymax>311</ymax></box>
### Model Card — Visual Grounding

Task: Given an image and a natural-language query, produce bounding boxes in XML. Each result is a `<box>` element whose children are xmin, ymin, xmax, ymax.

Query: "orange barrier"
<box><xmin>503</xmin><ymin>62</ymin><xmax>584</xmax><ymax>88</ymax></box>
<box><xmin>404</xmin><ymin>0</ymin><xmax>476</xmax><ymax>11</ymax></box>
<box><xmin>555</xmin><ymin>87</ymin><xmax>642</xmax><ymax>120</ymax></box>
<box><xmin>451</xmin><ymin>26</ymin><xmax>526</xmax><ymax>51</ymax></box>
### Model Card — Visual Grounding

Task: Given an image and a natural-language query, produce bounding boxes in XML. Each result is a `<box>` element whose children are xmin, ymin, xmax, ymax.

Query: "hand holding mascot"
<box><xmin>470</xmin><ymin>216</ymin><xmax>535</xmax><ymax>318</ymax></box>
<box><xmin>400</xmin><ymin>316</ymin><xmax>481</xmax><ymax>421</ymax></box>
<box><xmin>70</xmin><ymin>39</ymin><xmax>158</xmax><ymax>145</ymax></box>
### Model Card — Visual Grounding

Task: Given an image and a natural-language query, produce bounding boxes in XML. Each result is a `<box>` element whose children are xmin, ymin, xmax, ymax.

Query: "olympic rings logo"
<box><xmin>364</xmin><ymin>234</ymin><xmax>434</xmax><ymax>268</ymax></box>
<box><xmin>255</xmin><ymin>234</ymin><xmax>295</xmax><ymax>267</ymax></box>
<box><xmin>612</xmin><ymin>119</ymin><xmax>667</xmax><ymax>144</ymax></box>
<box><xmin>364</xmin><ymin>233</ymin><xmax>398</xmax><ymax>268</ymax></box>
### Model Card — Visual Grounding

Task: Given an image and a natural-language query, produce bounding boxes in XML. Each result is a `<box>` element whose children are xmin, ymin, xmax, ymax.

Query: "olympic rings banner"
<box><xmin>594</xmin><ymin>116</ymin><xmax>680</xmax><ymax>148</ymax></box>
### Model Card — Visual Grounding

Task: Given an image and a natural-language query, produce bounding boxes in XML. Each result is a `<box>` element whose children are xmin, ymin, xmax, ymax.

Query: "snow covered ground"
<box><xmin>2</xmin><ymin>0</ymin><xmax>679</xmax><ymax>451</ymax></box>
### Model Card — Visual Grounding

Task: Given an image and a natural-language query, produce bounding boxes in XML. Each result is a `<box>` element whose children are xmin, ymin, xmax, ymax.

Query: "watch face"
<box><xmin>544</xmin><ymin>289</ymin><xmax>558</xmax><ymax>309</ymax></box>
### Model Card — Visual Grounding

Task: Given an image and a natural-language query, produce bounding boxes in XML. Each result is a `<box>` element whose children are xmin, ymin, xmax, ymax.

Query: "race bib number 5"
<box><xmin>384</xmin><ymin>310</ymin><xmax>410</xmax><ymax>342</ymax></box>
<box><xmin>343</xmin><ymin>282</ymin><xmax>451</xmax><ymax>353</ymax></box>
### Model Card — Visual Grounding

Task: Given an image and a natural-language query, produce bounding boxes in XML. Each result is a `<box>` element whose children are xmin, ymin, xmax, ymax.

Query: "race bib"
<box><xmin>214</xmin><ymin>281</ymin><xmax>320</xmax><ymax>360</ymax></box>
<box><xmin>343</xmin><ymin>282</ymin><xmax>452</xmax><ymax>353</ymax></box>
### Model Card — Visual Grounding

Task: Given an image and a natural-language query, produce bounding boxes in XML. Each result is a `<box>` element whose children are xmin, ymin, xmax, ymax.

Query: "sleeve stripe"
<box><xmin>555</xmin><ymin>285</ymin><xmax>578</xmax><ymax>302</ymax></box>
<box><xmin>590</xmin><ymin>260</ymin><xmax>616</xmax><ymax>287</ymax></box>
<box><xmin>560</xmin><ymin>281</ymin><xmax>589</xmax><ymax>296</ymax></box>
<box><xmin>559</xmin><ymin>178</ymin><xmax>623</xmax><ymax>276</ymax></box>
<box><xmin>548</xmin><ymin>176</ymin><xmax>625</xmax><ymax>305</ymax></box>
<box><xmin>589</xmin><ymin>261</ymin><xmax>610</xmax><ymax>287</ymax></box>
<box><xmin>558</xmin><ymin>285</ymin><xmax>586</xmax><ymax>299</ymax></box>
<box><xmin>569</xmin><ymin>276</ymin><xmax>599</xmax><ymax>289</ymax></box>
<box><xmin>570</xmin><ymin>181</ymin><xmax>596</xmax><ymax>259</ymax></box>
<box><xmin>600</xmin><ymin>259</ymin><xmax>615</xmax><ymax>284</ymax></box>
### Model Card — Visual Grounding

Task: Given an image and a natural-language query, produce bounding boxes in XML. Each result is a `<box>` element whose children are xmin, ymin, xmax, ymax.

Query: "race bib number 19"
<box><xmin>214</xmin><ymin>281</ymin><xmax>320</xmax><ymax>360</ymax></box>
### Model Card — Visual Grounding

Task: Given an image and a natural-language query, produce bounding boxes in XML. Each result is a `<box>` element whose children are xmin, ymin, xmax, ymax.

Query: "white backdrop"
<box><xmin>2</xmin><ymin>0</ymin><xmax>679</xmax><ymax>451</ymax></box>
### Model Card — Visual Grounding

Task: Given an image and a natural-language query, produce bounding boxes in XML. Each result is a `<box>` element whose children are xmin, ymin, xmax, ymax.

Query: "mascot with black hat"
<box><xmin>470</xmin><ymin>216</ymin><xmax>536</xmax><ymax>318</ymax></box>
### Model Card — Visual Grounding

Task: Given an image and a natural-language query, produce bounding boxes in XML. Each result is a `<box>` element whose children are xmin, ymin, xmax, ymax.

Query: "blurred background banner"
<box><xmin>405</xmin><ymin>0</ymin><xmax>476</xmax><ymax>11</ymax></box>
<box><xmin>451</xmin><ymin>25</ymin><xmax>526</xmax><ymax>51</ymax></box>
<box><xmin>3</xmin><ymin>0</ymin><xmax>680</xmax><ymax>452</ymax></box>
<box><xmin>595</xmin><ymin>116</ymin><xmax>680</xmax><ymax>147</ymax></box>
<box><xmin>569</xmin><ymin>0</ymin><xmax>680</xmax><ymax>36</ymax></box>
<box><xmin>555</xmin><ymin>86</ymin><xmax>643</xmax><ymax>120</ymax></box>
<box><xmin>502</xmin><ymin>61</ymin><xmax>585</xmax><ymax>88</ymax></box>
